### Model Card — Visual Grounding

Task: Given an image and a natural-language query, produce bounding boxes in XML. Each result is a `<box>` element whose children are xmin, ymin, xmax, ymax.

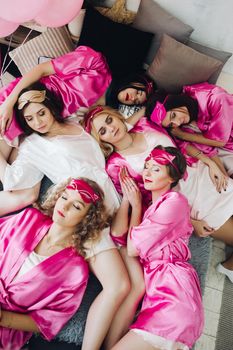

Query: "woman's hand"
<box><xmin>170</xmin><ymin>126</ymin><xmax>185</xmax><ymax>139</ymax></box>
<box><xmin>119</xmin><ymin>167</ymin><xmax>141</xmax><ymax>208</ymax></box>
<box><xmin>208</xmin><ymin>160</ymin><xmax>228</xmax><ymax>193</ymax></box>
<box><xmin>0</xmin><ymin>100</ymin><xmax>14</xmax><ymax>135</ymax></box>
<box><xmin>191</xmin><ymin>219</ymin><xmax>215</xmax><ymax>237</ymax></box>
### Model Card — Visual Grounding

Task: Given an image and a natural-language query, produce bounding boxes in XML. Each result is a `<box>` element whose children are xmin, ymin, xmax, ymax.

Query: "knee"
<box><xmin>104</xmin><ymin>275</ymin><xmax>131</xmax><ymax>304</ymax></box>
<box><xmin>130</xmin><ymin>274</ymin><xmax>145</xmax><ymax>300</ymax></box>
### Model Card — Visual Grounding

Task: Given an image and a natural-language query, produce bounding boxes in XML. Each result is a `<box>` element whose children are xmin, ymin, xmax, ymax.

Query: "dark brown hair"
<box><xmin>15</xmin><ymin>82</ymin><xmax>64</xmax><ymax>135</ymax></box>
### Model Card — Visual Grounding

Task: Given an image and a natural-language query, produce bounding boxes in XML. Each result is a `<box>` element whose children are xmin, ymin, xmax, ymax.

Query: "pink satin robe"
<box><xmin>130</xmin><ymin>191</ymin><xmax>204</xmax><ymax>348</ymax></box>
<box><xmin>1</xmin><ymin>45</ymin><xmax>112</xmax><ymax>142</ymax></box>
<box><xmin>106</xmin><ymin>118</ymin><xmax>173</xmax><ymax>211</ymax></box>
<box><xmin>175</xmin><ymin>82</ymin><xmax>233</xmax><ymax>165</ymax></box>
<box><xmin>0</xmin><ymin>208</ymin><xmax>88</xmax><ymax>350</ymax></box>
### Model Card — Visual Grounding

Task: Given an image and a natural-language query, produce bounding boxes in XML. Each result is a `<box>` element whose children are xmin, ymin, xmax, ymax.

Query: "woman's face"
<box><xmin>162</xmin><ymin>107</ymin><xmax>190</xmax><ymax>128</ymax></box>
<box><xmin>117</xmin><ymin>84</ymin><xmax>147</xmax><ymax>106</ymax></box>
<box><xmin>53</xmin><ymin>188</ymin><xmax>90</xmax><ymax>229</ymax></box>
<box><xmin>143</xmin><ymin>158</ymin><xmax>173</xmax><ymax>191</ymax></box>
<box><xmin>92</xmin><ymin>113</ymin><xmax>127</xmax><ymax>145</ymax></box>
<box><xmin>23</xmin><ymin>102</ymin><xmax>56</xmax><ymax>133</ymax></box>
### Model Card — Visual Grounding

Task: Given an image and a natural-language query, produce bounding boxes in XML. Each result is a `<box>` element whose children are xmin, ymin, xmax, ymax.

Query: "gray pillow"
<box><xmin>187</xmin><ymin>40</ymin><xmax>232</xmax><ymax>84</ymax></box>
<box><xmin>132</xmin><ymin>0</ymin><xmax>194</xmax><ymax>64</ymax></box>
<box><xmin>147</xmin><ymin>34</ymin><xmax>223</xmax><ymax>93</ymax></box>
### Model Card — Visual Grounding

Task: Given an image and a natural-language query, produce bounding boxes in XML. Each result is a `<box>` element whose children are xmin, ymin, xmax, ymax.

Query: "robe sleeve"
<box><xmin>131</xmin><ymin>192</ymin><xmax>192</xmax><ymax>255</ymax></box>
<box><xmin>174</xmin><ymin>134</ymin><xmax>218</xmax><ymax>166</ymax></box>
<box><xmin>3</xmin><ymin>141</ymin><xmax>44</xmax><ymax>190</ymax></box>
<box><xmin>47</xmin><ymin>46</ymin><xmax>112</xmax><ymax>114</ymax></box>
<box><xmin>29</xmin><ymin>261</ymin><xmax>88</xmax><ymax>340</ymax></box>
<box><xmin>0</xmin><ymin>212</ymin><xmax>21</xmax><ymax>257</ymax></box>
<box><xmin>203</xmin><ymin>88</ymin><xmax>233</xmax><ymax>144</ymax></box>
<box><xmin>106</xmin><ymin>156</ymin><xmax>123</xmax><ymax>195</ymax></box>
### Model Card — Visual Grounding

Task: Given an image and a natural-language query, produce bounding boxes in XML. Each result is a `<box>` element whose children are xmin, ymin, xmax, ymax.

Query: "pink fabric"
<box><xmin>107</xmin><ymin>151</ymin><xmax>152</xmax><ymax>211</ymax></box>
<box><xmin>182</xmin><ymin>82</ymin><xmax>233</xmax><ymax>153</ymax></box>
<box><xmin>106</xmin><ymin>118</ymin><xmax>173</xmax><ymax>211</ymax></box>
<box><xmin>0</xmin><ymin>208</ymin><xmax>88</xmax><ymax>350</ymax></box>
<box><xmin>66</xmin><ymin>178</ymin><xmax>100</xmax><ymax>203</ymax></box>
<box><xmin>1</xmin><ymin>46</ymin><xmax>112</xmax><ymax>141</ymax></box>
<box><xmin>174</xmin><ymin>133</ymin><xmax>218</xmax><ymax>166</ymax></box>
<box><xmin>130</xmin><ymin>191</ymin><xmax>204</xmax><ymax>348</ymax></box>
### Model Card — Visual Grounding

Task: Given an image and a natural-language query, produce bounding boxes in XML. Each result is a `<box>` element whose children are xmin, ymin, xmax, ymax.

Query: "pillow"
<box><xmin>96</xmin><ymin>0</ymin><xmax>136</xmax><ymax>24</ymax></box>
<box><xmin>0</xmin><ymin>72</ymin><xmax>15</xmax><ymax>88</ymax></box>
<box><xmin>132</xmin><ymin>0</ymin><xmax>194</xmax><ymax>64</ymax></box>
<box><xmin>104</xmin><ymin>0</ymin><xmax>141</xmax><ymax>12</ymax></box>
<box><xmin>9</xmin><ymin>27</ymin><xmax>74</xmax><ymax>75</ymax></box>
<box><xmin>147</xmin><ymin>34</ymin><xmax>223</xmax><ymax>93</ymax></box>
<box><xmin>187</xmin><ymin>40</ymin><xmax>232</xmax><ymax>84</ymax></box>
<box><xmin>67</xmin><ymin>9</ymin><xmax>86</xmax><ymax>40</ymax></box>
<box><xmin>78</xmin><ymin>6</ymin><xmax>154</xmax><ymax>78</ymax></box>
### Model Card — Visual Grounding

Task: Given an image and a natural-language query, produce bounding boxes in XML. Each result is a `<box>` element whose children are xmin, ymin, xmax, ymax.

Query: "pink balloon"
<box><xmin>35</xmin><ymin>0</ymin><xmax>84</xmax><ymax>27</ymax></box>
<box><xmin>0</xmin><ymin>17</ymin><xmax>19</xmax><ymax>38</ymax></box>
<box><xmin>0</xmin><ymin>0</ymin><xmax>48</xmax><ymax>23</ymax></box>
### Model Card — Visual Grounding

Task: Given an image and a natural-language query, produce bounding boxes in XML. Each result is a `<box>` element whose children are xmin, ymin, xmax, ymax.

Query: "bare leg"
<box><xmin>211</xmin><ymin>217</ymin><xmax>233</xmax><ymax>246</ymax></box>
<box><xmin>111</xmin><ymin>330</ymin><xmax>157</xmax><ymax>350</ymax></box>
<box><xmin>0</xmin><ymin>184</ymin><xmax>40</xmax><ymax>216</ymax></box>
<box><xmin>213</xmin><ymin>217</ymin><xmax>233</xmax><ymax>272</ymax></box>
<box><xmin>104</xmin><ymin>247</ymin><xmax>145</xmax><ymax>349</ymax></box>
<box><xmin>81</xmin><ymin>249</ymin><xmax>130</xmax><ymax>350</ymax></box>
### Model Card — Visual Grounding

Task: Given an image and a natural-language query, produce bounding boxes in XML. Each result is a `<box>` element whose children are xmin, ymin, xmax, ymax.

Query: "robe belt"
<box><xmin>0</xmin><ymin>278</ymin><xmax>8</xmax><ymax>303</ymax></box>
<box><xmin>141</xmin><ymin>255</ymin><xmax>187</xmax><ymax>269</ymax></box>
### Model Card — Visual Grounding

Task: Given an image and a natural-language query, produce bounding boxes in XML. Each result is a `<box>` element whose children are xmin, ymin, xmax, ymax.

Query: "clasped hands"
<box><xmin>119</xmin><ymin>167</ymin><xmax>141</xmax><ymax>208</ymax></box>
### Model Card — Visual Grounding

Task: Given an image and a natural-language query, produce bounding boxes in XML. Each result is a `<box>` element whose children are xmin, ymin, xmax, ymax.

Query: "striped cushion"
<box><xmin>9</xmin><ymin>27</ymin><xmax>74</xmax><ymax>75</ymax></box>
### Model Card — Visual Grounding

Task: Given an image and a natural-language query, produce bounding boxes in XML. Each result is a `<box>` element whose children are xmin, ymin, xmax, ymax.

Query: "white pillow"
<box><xmin>67</xmin><ymin>9</ymin><xmax>86</xmax><ymax>39</ymax></box>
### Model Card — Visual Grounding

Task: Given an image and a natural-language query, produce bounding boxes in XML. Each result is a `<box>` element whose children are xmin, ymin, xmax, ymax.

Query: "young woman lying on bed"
<box><xmin>0</xmin><ymin>83</ymin><xmax>145</xmax><ymax>350</ymax></box>
<box><xmin>0</xmin><ymin>46</ymin><xmax>152</xmax><ymax>159</ymax></box>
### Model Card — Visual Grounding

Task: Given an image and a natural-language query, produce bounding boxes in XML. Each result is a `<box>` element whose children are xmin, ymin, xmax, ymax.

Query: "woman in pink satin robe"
<box><xmin>0</xmin><ymin>176</ymin><xmax>110</xmax><ymax>350</ymax></box>
<box><xmin>84</xmin><ymin>105</ymin><xmax>233</xmax><ymax>275</ymax></box>
<box><xmin>0</xmin><ymin>45</ymin><xmax>112</xmax><ymax>144</ymax></box>
<box><xmin>111</xmin><ymin>146</ymin><xmax>204</xmax><ymax>350</ymax></box>
<box><xmin>146</xmin><ymin>82</ymin><xmax>233</xmax><ymax>176</ymax></box>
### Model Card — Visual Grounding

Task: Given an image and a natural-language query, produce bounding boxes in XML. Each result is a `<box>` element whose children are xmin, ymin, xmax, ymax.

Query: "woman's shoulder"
<box><xmin>145</xmin><ymin>129</ymin><xmax>174</xmax><ymax>147</ymax></box>
<box><xmin>159</xmin><ymin>190</ymin><xmax>189</xmax><ymax>209</ymax></box>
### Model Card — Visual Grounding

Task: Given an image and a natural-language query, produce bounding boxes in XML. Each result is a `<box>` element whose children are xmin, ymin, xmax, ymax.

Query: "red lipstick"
<box><xmin>57</xmin><ymin>210</ymin><xmax>65</xmax><ymax>217</ymax></box>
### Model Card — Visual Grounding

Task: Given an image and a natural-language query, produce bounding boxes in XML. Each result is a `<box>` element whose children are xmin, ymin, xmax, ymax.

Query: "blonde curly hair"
<box><xmin>34</xmin><ymin>177</ymin><xmax>111</xmax><ymax>258</ymax></box>
<box><xmin>83</xmin><ymin>105</ymin><xmax>127</xmax><ymax>158</ymax></box>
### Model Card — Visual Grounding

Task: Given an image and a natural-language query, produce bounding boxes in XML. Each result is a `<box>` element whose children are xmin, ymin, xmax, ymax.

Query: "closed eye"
<box><xmin>25</xmin><ymin>116</ymin><xmax>33</xmax><ymax>122</ymax></box>
<box><xmin>106</xmin><ymin>115</ymin><xmax>112</xmax><ymax>124</ymax></box>
<box><xmin>99</xmin><ymin>127</ymin><xmax>106</xmax><ymax>136</ymax></box>
<box><xmin>38</xmin><ymin>110</ymin><xmax>45</xmax><ymax>117</ymax></box>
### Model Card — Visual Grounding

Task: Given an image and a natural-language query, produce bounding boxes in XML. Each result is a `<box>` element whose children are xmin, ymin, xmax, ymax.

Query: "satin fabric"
<box><xmin>130</xmin><ymin>191</ymin><xmax>204</xmax><ymax>348</ymax></box>
<box><xmin>1</xmin><ymin>46</ymin><xmax>112</xmax><ymax>142</ymax></box>
<box><xmin>107</xmin><ymin>118</ymin><xmax>174</xmax><ymax>212</ymax></box>
<box><xmin>175</xmin><ymin>82</ymin><xmax>233</xmax><ymax>163</ymax></box>
<box><xmin>174</xmin><ymin>122</ymin><xmax>218</xmax><ymax>167</ymax></box>
<box><xmin>0</xmin><ymin>208</ymin><xmax>88</xmax><ymax>350</ymax></box>
<box><xmin>106</xmin><ymin>124</ymin><xmax>233</xmax><ymax>230</ymax></box>
<box><xmin>3</xmin><ymin>121</ymin><xmax>120</xmax><ymax>214</ymax></box>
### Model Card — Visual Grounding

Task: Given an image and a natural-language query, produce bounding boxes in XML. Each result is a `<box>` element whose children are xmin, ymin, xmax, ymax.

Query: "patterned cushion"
<box><xmin>96</xmin><ymin>0</ymin><xmax>136</xmax><ymax>24</ymax></box>
<box><xmin>9</xmin><ymin>27</ymin><xmax>74</xmax><ymax>75</ymax></box>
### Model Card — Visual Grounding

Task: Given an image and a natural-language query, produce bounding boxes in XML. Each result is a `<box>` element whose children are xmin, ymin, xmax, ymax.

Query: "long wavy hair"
<box><xmin>84</xmin><ymin>106</ymin><xmax>127</xmax><ymax>158</ymax></box>
<box><xmin>34</xmin><ymin>177</ymin><xmax>112</xmax><ymax>258</ymax></box>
